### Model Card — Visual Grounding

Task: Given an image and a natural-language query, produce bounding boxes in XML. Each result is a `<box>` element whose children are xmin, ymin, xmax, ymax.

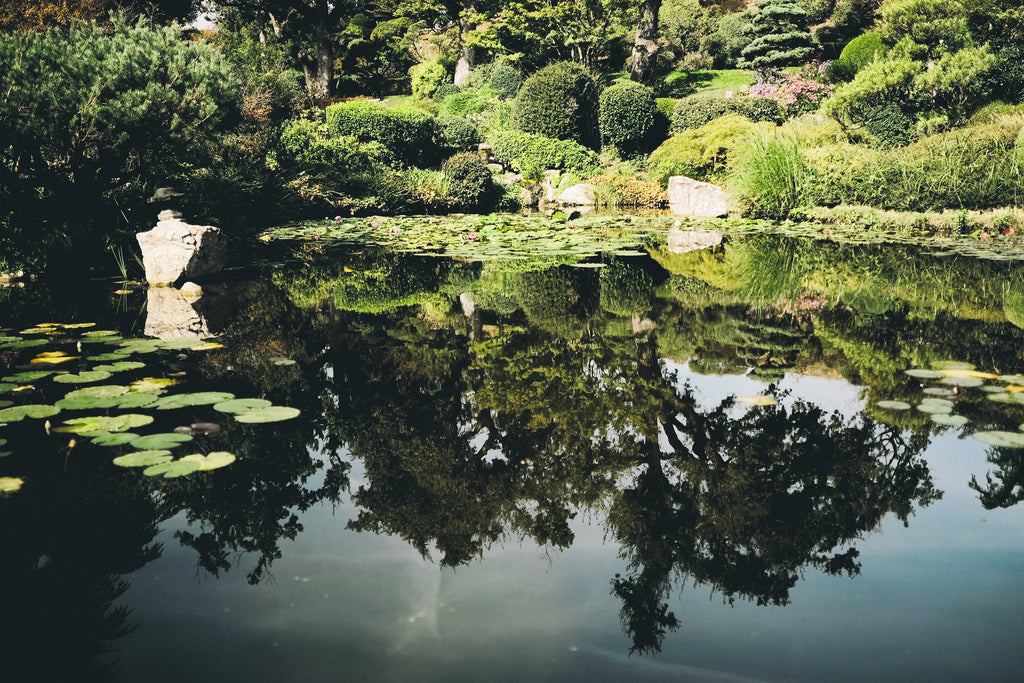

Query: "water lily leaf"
<box><xmin>192</xmin><ymin>342</ymin><xmax>224</xmax><ymax>350</ymax></box>
<box><xmin>234</xmin><ymin>406</ymin><xmax>301</xmax><ymax>423</ymax></box>
<box><xmin>916</xmin><ymin>402</ymin><xmax>953</xmax><ymax>414</ymax></box>
<box><xmin>0</xmin><ymin>404</ymin><xmax>60</xmax><ymax>422</ymax></box>
<box><xmin>30</xmin><ymin>352</ymin><xmax>78</xmax><ymax>365</ymax></box>
<box><xmin>922</xmin><ymin>387</ymin><xmax>956</xmax><ymax>397</ymax></box>
<box><xmin>87</xmin><ymin>431</ymin><xmax>141</xmax><ymax>446</ymax></box>
<box><xmin>63</xmin><ymin>323</ymin><xmax>96</xmax><ymax>329</ymax></box>
<box><xmin>110</xmin><ymin>393</ymin><xmax>160</xmax><ymax>409</ymax></box>
<box><xmin>1005</xmin><ymin>385</ymin><xmax>1024</xmax><ymax>393</ymax></box>
<box><xmin>1</xmin><ymin>339</ymin><xmax>47</xmax><ymax>348</ymax></box>
<box><xmin>82</xmin><ymin>329</ymin><xmax>120</xmax><ymax>337</ymax></box>
<box><xmin>0</xmin><ymin>383</ymin><xmax>14</xmax><ymax>393</ymax></box>
<box><xmin>998</xmin><ymin>374</ymin><xmax>1024</xmax><ymax>384</ymax></box>
<box><xmin>58</xmin><ymin>414</ymin><xmax>153</xmax><ymax>434</ymax></box>
<box><xmin>940</xmin><ymin>369</ymin><xmax>998</xmax><ymax>380</ymax></box>
<box><xmin>986</xmin><ymin>392</ymin><xmax>1024</xmax><ymax>404</ymax></box>
<box><xmin>736</xmin><ymin>395</ymin><xmax>778</xmax><ymax>407</ymax></box>
<box><xmin>930</xmin><ymin>413</ymin><xmax>970</xmax><ymax>426</ymax></box>
<box><xmin>930</xmin><ymin>361</ymin><xmax>976</xmax><ymax>371</ymax></box>
<box><xmin>155</xmin><ymin>337</ymin><xmax>203</xmax><ymax>350</ymax></box>
<box><xmin>940</xmin><ymin>376</ymin><xmax>984</xmax><ymax>388</ymax></box>
<box><xmin>876</xmin><ymin>400</ymin><xmax>911</xmax><ymax>410</ymax></box>
<box><xmin>117</xmin><ymin>340</ymin><xmax>160</xmax><ymax>354</ymax></box>
<box><xmin>20</xmin><ymin>327</ymin><xmax>54</xmax><ymax>335</ymax></box>
<box><xmin>972</xmin><ymin>431</ymin><xmax>1024</xmax><ymax>448</ymax></box>
<box><xmin>130</xmin><ymin>433</ymin><xmax>193</xmax><ymax>449</ymax></box>
<box><xmin>920</xmin><ymin>398</ymin><xmax>955</xmax><ymax>408</ymax></box>
<box><xmin>213</xmin><ymin>398</ymin><xmax>273</xmax><ymax>414</ymax></box>
<box><xmin>143</xmin><ymin>459</ymin><xmax>201</xmax><ymax>478</ymax></box>
<box><xmin>112</xmin><ymin>450</ymin><xmax>173</xmax><ymax>467</ymax></box>
<box><xmin>0</xmin><ymin>477</ymin><xmax>24</xmax><ymax>493</ymax></box>
<box><xmin>905</xmin><ymin>369</ymin><xmax>944</xmax><ymax>379</ymax></box>
<box><xmin>53</xmin><ymin>370</ymin><xmax>113</xmax><ymax>384</ymax></box>
<box><xmin>79</xmin><ymin>336</ymin><xmax>122</xmax><ymax>345</ymax></box>
<box><xmin>272</xmin><ymin>358</ymin><xmax>297</xmax><ymax>366</ymax></box>
<box><xmin>91</xmin><ymin>361</ymin><xmax>145</xmax><ymax>373</ymax></box>
<box><xmin>88</xmin><ymin>352</ymin><xmax>134</xmax><ymax>361</ymax></box>
<box><xmin>155</xmin><ymin>392</ymin><xmax>235</xmax><ymax>410</ymax></box>
<box><xmin>181</xmin><ymin>451</ymin><xmax>236</xmax><ymax>470</ymax></box>
<box><xmin>129</xmin><ymin>377</ymin><xmax>180</xmax><ymax>393</ymax></box>
<box><xmin>2</xmin><ymin>371</ymin><xmax>53</xmax><ymax>382</ymax></box>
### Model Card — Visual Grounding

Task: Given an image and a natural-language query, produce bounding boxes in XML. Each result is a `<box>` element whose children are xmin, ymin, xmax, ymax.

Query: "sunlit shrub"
<box><xmin>647</xmin><ymin>114</ymin><xmax>768</xmax><ymax>184</ymax></box>
<box><xmin>442</xmin><ymin>152</ymin><xmax>494</xmax><ymax>211</ymax></box>
<box><xmin>489</xmin><ymin>130</ymin><xmax>601</xmax><ymax>177</ymax></box>
<box><xmin>511</xmin><ymin>61</ymin><xmax>602</xmax><ymax>149</ymax></box>
<box><xmin>325</xmin><ymin>100</ymin><xmax>440</xmax><ymax>167</ymax></box>
<box><xmin>438</xmin><ymin>115</ymin><xmax>481</xmax><ymax>152</ymax></box>
<box><xmin>599</xmin><ymin>81</ymin><xmax>658</xmax><ymax>157</ymax></box>
<box><xmin>671</xmin><ymin>94</ymin><xmax>784</xmax><ymax>132</ymax></box>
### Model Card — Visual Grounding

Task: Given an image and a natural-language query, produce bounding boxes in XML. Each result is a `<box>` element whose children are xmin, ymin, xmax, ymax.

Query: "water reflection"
<box><xmin>3</xmin><ymin>232</ymin><xmax>1024</xmax><ymax>674</ymax></box>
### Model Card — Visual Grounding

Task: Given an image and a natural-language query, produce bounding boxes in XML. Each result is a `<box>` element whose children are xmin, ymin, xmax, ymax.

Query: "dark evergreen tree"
<box><xmin>737</xmin><ymin>0</ymin><xmax>819</xmax><ymax>70</ymax></box>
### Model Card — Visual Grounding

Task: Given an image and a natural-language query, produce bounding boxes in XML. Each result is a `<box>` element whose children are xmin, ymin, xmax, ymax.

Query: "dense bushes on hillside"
<box><xmin>511</xmin><ymin>62</ymin><xmax>602</xmax><ymax>150</ymax></box>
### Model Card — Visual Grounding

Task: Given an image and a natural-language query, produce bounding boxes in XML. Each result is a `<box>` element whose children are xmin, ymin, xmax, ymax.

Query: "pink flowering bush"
<box><xmin>749</xmin><ymin>62</ymin><xmax>834</xmax><ymax>118</ymax></box>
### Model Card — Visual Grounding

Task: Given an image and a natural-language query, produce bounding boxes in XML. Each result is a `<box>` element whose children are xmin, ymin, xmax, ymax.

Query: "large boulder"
<box><xmin>668</xmin><ymin>176</ymin><xmax>729</xmax><ymax>217</ymax></box>
<box><xmin>136</xmin><ymin>209</ymin><xmax>226</xmax><ymax>285</ymax></box>
<box><xmin>557</xmin><ymin>184</ymin><xmax>596</xmax><ymax>206</ymax></box>
<box><xmin>144</xmin><ymin>286</ymin><xmax>210</xmax><ymax>339</ymax></box>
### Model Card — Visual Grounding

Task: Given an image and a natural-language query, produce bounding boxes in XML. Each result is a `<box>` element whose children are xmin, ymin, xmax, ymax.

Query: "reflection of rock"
<box><xmin>667</xmin><ymin>228</ymin><xmax>724</xmax><ymax>253</ymax></box>
<box><xmin>136</xmin><ymin>209</ymin><xmax>226</xmax><ymax>285</ymax></box>
<box><xmin>145</xmin><ymin>287</ymin><xmax>210</xmax><ymax>339</ymax></box>
<box><xmin>668</xmin><ymin>176</ymin><xmax>729</xmax><ymax>217</ymax></box>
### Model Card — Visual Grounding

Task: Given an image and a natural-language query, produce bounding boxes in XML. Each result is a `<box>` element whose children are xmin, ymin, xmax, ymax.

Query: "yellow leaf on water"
<box><xmin>0</xmin><ymin>476</ymin><xmax>24</xmax><ymax>493</ymax></box>
<box><xmin>940</xmin><ymin>369</ymin><xmax>998</xmax><ymax>380</ymax></box>
<box><xmin>1005</xmin><ymin>385</ymin><xmax>1024</xmax><ymax>393</ymax></box>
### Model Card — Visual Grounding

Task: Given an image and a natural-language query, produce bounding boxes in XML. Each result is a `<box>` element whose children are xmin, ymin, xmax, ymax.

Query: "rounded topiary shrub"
<box><xmin>488</xmin><ymin>62</ymin><xmax>523</xmax><ymax>100</ymax></box>
<box><xmin>443</xmin><ymin>152</ymin><xmax>494</xmax><ymax>210</ymax></box>
<box><xmin>325</xmin><ymin>100</ymin><xmax>440</xmax><ymax>167</ymax></box>
<box><xmin>511</xmin><ymin>61</ymin><xmax>602</xmax><ymax>149</ymax></box>
<box><xmin>438</xmin><ymin>115</ymin><xmax>481</xmax><ymax>152</ymax></box>
<box><xmin>599</xmin><ymin>81</ymin><xmax>658</xmax><ymax>156</ymax></box>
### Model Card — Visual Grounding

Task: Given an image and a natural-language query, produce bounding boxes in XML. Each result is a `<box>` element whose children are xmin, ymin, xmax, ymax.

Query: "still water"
<box><xmin>2</xmin><ymin>232</ymin><xmax>1024</xmax><ymax>682</ymax></box>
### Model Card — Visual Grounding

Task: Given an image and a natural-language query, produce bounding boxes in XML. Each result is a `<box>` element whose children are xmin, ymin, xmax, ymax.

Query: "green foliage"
<box><xmin>511</xmin><ymin>62</ymin><xmax>603</xmax><ymax>150</ymax></box>
<box><xmin>599</xmin><ymin>81</ymin><xmax>658</xmax><ymax>156</ymax></box>
<box><xmin>325</xmin><ymin>100</ymin><xmax>441</xmax><ymax>168</ymax></box>
<box><xmin>647</xmin><ymin>114</ymin><xmax>769</xmax><ymax>184</ymax></box>
<box><xmin>826</xmin><ymin>31</ymin><xmax>889</xmax><ymax>83</ymax></box>
<box><xmin>738</xmin><ymin>0</ymin><xmax>820</xmax><ymax>70</ymax></box>
<box><xmin>488</xmin><ymin>130</ymin><xmax>601</xmax><ymax>177</ymax></box>
<box><xmin>277</xmin><ymin>115</ymin><xmax>381</xmax><ymax>174</ymax></box>
<box><xmin>671</xmin><ymin>95</ymin><xmax>785</xmax><ymax>132</ymax></box>
<box><xmin>486</xmin><ymin>62</ymin><xmax>523</xmax><ymax>100</ymax></box>
<box><xmin>411</xmin><ymin>57</ymin><xmax>451</xmax><ymax>101</ymax></box>
<box><xmin>440</xmin><ymin>90</ymin><xmax>498</xmax><ymax>117</ymax></box>
<box><xmin>438</xmin><ymin>115</ymin><xmax>482</xmax><ymax>152</ymax></box>
<box><xmin>729</xmin><ymin>130</ymin><xmax>813</xmax><ymax>218</ymax></box>
<box><xmin>876</xmin><ymin>0</ymin><xmax>971</xmax><ymax>56</ymax></box>
<box><xmin>442</xmin><ymin>152</ymin><xmax>494</xmax><ymax>211</ymax></box>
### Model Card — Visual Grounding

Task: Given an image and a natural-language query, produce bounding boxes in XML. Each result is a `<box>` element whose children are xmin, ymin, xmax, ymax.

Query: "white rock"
<box><xmin>668</xmin><ymin>176</ymin><xmax>729</xmax><ymax>217</ymax></box>
<box><xmin>136</xmin><ymin>210</ymin><xmax>226</xmax><ymax>285</ymax></box>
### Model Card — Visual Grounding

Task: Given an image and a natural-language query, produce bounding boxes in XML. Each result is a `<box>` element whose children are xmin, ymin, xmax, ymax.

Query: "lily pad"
<box><xmin>876</xmin><ymin>400</ymin><xmax>911</xmax><ymax>410</ymax></box>
<box><xmin>986</xmin><ymin>392</ymin><xmax>1024</xmax><ymax>404</ymax></box>
<box><xmin>181</xmin><ymin>451</ymin><xmax>236</xmax><ymax>470</ymax></box>
<box><xmin>213</xmin><ymin>398</ymin><xmax>273</xmax><ymax>414</ymax></box>
<box><xmin>2</xmin><ymin>371</ymin><xmax>53</xmax><ymax>383</ymax></box>
<box><xmin>91</xmin><ymin>361</ymin><xmax>146</xmax><ymax>373</ymax></box>
<box><xmin>930</xmin><ymin>413</ymin><xmax>970</xmax><ymax>426</ymax></box>
<box><xmin>129</xmin><ymin>377</ymin><xmax>180</xmax><ymax>393</ymax></box>
<box><xmin>905</xmin><ymin>369</ymin><xmax>944</xmax><ymax>380</ymax></box>
<box><xmin>82</xmin><ymin>329</ymin><xmax>120</xmax><ymax>337</ymax></box>
<box><xmin>0</xmin><ymin>383</ymin><xmax>15</xmax><ymax>393</ymax></box>
<box><xmin>192</xmin><ymin>342</ymin><xmax>224</xmax><ymax>351</ymax></box>
<box><xmin>88</xmin><ymin>352</ymin><xmax>134</xmax><ymax>361</ymax></box>
<box><xmin>998</xmin><ymin>374</ymin><xmax>1024</xmax><ymax>384</ymax></box>
<box><xmin>130</xmin><ymin>433</ymin><xmax>194</xmax><ymax>450</ymax></box>
<box><xmin>920</xmin><ymin>398</ymin><xmax>955</xmax><ymax>408</ymax></box>
<box><xmin>87</xmin><ymin>431</ymin><xmax>141</xmax><ymax>447</ymax></box>
<box><xmin>0</xmin><ymin>404</ymin><xmax>61</xmax><ymax>422</ymax></box>
<box><xmin>113</xmin><ymin>450</ymin><xmax>173</xmax><ymax>467</ymax></box>
<box><xmin>922</xmin><ymin>387</ymin><xmax>957</xmax><ymax>397</ymax></box>
<box><xmin>56</xmin><ymin>385</ymin><xmax>130</xmax><ymax>410</ymax></box>
<box><xmin>940</xmin><ymin>369</ymin><xmax>997</xmax><ymax>380</ymax></box>
<box><xmin>940</xmin><ymin>376</ymin><xmax>984</xmax><ymax>388</ymax></box>
<box><xmin>53</xmin><ymin>370</ymin><xmax>113</xmax><ymax>384</ymax></box>
<box><xmin>58</xmin><ymin>414</ymin><xmax>154</xmax><ymax>434</ymax></box>
<box><xmin>0</xmin><ymin>477</ymin><xmax>25</xmax><ymax>493</ymax></box>
<box><xmin>155</xmin><ymin>392</ymin><xmax>235</xmax><ymax>410</ymax></box>
<box><xmin>143</xmin><ymin>459</ymin><xmax>202</xmax><ymax>478</ymax></box>
<box><xmin>30</xmin><ymin>352</ymin><xmax>78</xmax><ymax>365</ymax></box>
<box><xmin>110</xmin><ymin>392</ymin><xmax>161</xmax><ymax>409</ymax></box>
<box><xmin>272</xmin><ymin>358</ymin><xmax>297</xmax><ymax>366</ymax></box>
<box><xmin>155</xmin><ymin>337</ymin><xmax>203</xmax><ymax>350</ymax></box>
<box><xmin>234</xmin><ymin>406</ymin><xmax>301</xmax><ymax>423</ymax></box>
<box><xmin>915</xmin><ymin>402</ymin><xmax>953</xmax><ymax>414</ymax></box>
<box><xmin>1</xmin><ymin>339</ymin><xmax>47</xmax><ymax>348</ymax></box>
<box><xmin>971</xmin><ymin>431</ymin><xmax>1024</xmax><ymax>448</ymax></box>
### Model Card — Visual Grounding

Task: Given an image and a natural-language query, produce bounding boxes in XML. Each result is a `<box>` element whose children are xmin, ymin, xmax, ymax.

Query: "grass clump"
<box><xmin>647</xmin><ymin>114</ymin><xmax>770</xmax><ymax>185</ymax></box>
<box><xmin>728</xmin><ymin>129</ymin><xmax>812</xmax><ymax>219</ymax></box>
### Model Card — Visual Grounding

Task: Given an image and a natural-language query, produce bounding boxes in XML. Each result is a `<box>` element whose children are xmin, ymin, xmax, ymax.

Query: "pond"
<box><xmin>2</xmin><ymin>226</ymin><xmax>1024</xmax><ymax>682</ymax></box>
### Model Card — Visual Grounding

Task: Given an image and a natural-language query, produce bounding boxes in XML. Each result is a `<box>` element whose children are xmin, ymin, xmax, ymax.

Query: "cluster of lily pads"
<box><xmin>877</xmin><ymin>360</ymin><xmax>1024</xmax><ymax>446</ymax></box>
<box><xmin>0</xmin><ymin>322</ymin><xmax>301</xmax><ymax>492</ymax></box>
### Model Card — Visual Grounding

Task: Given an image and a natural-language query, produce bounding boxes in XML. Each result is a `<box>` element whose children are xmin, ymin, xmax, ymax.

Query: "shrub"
<box><xmin>438</xmin><ymin>115</ymin><xmax>481</xmax><ymax>152</ymax></box>
<box><xmin>647</xmin><ymin>114</ymin><xmax>768</xmax><ymax>184</ymax></box>
<box><xmin>837</xmin><ymin>31</ymin><xmax>888</xmax><ymax>73</ymax></box>
<box><xmin>748</xmin><ymin>63</ymin><xmax>834</xmax><ymax>117</ymax></box>
<box><xmin>728</xmin><ymin>130</ymin><xmax>813</xmax><ymax>218</ymax></box>
<box><xmin>489</xmin><ymin>130</ymin><xmax>601</xmax><ymax>177</ymax></box>
<box><xmin>442</xmin><ymin>152</ymin><xmax>494</xmax><ymax>211</ymax></box>
<box><xmin>511</xmin><ymin>61</ymin><xmax>602</xmax><ymax>149</ymax></box>
<box><xmin>433</xmin><ymin>83</ymin><xmax>461</xmax><ymax>102</ymax></box>
<box><xmin>737</xmin><ymin>0</ymin><xmax>820</xmax><ymax>70</ymax></box>
<box><xmin>410</xmin><ymin>57</ymin><xmax>450</xmax><ymax>101</ymax></box>
<box><xmin>589</xmin><ymin>170</ymin><xmax>668</xmax><ymax>207</ymax></box>
<box><xmin>325</xmin><ymin>100</ymin><xmax>440</xmax><ymax>167</ymax></box>
<box><xmin>599</xmin><ymin>81</ymin><xmax>658</xmax><ymax>156</ymax></box>
<box><xmin>672</xmin><ymin>95</ymin><xmax>784</xmax><ymax>132</ymax></box>
<box><xmin>277</xmin><ymin>114</ymin><xmax>383</xmax><ymax>174</ymax></box>
<box><xmin>487</xmin><ymin>63</ymin><xmax>523</xmax><ymax>100</ymax></box>
<box><xmin>440</xmin><ymin>90</ymin><xmax>497</xmax><ymax>117</ymax></box>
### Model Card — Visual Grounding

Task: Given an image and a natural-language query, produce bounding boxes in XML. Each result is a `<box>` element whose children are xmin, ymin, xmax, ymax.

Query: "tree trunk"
<box><xmin>453</xmin><ymin>3</ymin><xmax>476</xmax><ymax>86</ymax></box>
<box><xmin>630</xmin><ymin>0</ymin><xmax>661</xmax><ymax>82</ymax></box>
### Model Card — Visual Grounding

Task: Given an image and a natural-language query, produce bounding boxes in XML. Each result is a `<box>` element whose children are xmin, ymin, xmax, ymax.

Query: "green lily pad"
<box><xmin>110</xmin><ymin>392</ymin><xmax>160</xmax><ymax>409</ymax></box>
<box><xmin>272</xmin><ymin>358</ymin><xmax>297</xmax><ymax>366</ymax></box>
<box><xmin>91</xmin><ymin>361</ymin><xmax>146</xmax><ymax>373</ymax></box>
<box><xmin>113</xmin><ymin>450</ymin><xmax>173</xmax><ymax>467</ymax></box>
<box><xmin>234</xmin><ymin>406</ymin><xmax>301</xmax><ymax>423</ymax></box>
<box><xmin>88</xmin><ymin>352</ymin><xmax>134</xmax><ymax>361</ymax></box>
<box><xmin>130</xmin><ymin>433</ymin><xmax>194</xmax><ymax>450</ymax></box>
<box><xmin>155</xmin><ymin>392</ymin><xmax>235</xmax><ymax>410</ymax></box>
<box><xmin>0</xmin><ymin>383</ymin><xmax>15</xmax><ymax>393</ymax></box>
<box><xmin>905</xmin><ymin>369</ymin><xmax>944</xmax><ymax>379</ymax></box>
<box><xmin>971</xmin><ymin>431</ymin><xmax>1024</xmax><ymax>448</ymax></box>
<box><xmin>0</xmin><ymin>477</ymin><xmax>25</xmax><ymax>493</ymax></box>
<box><xmin>79</xmin><ymin>336</ymin><xmax>122</xmax><ymax>345</ymax></box>
<box><xmin>998</xmin><ymin>374</ymin><xmax>1024</xmax><ymax>384</ymax></box>
<box><xmin>155</xmin><ymin>337</ymin><xmax>203</xmax><ymax>350</ymax></box>
<box><xmin>986</xmin><ymin>392</ymin><xmax>1024</xmax><ymax>404</ymax></box>
<box><xmin>213</xmin><ymin>398</ymin><xmax>273</xmax><ymax>414</ymax></box>
<box><xmin>88</xmin><ymin>431</ymin><xmax>141</xmax><ymax>446</ymax></box>
<box><xmin>58</xmin><ymin>413</ymin><xmax>153</xmax><ymax>434</ymax></box>
<box><xmin>117</xmin><ymin>340</ymin><xmax>161</xmax><ymax>354</ymax></box>
<box><xmin>0</xmin><ymin>404</ymin><xmax>61</xmax><ymax>422</ymax></box>
<box><xmin>940</xmin><ymin>376</ymin><xmax>984</xmax><ymax>388</ymax></box>
<box><xmin>82</xmin><ymin>329</ymin><xmax>120</xmax><ymax>337</ymax></box>
<box><xmin>930</xmin><ymin>413</ymin><xmax>970</xmax><ymax>426</ymax></box>
<box><xmin>53</xmin><ymin>370</ymin><xmax>113</xmax><ymax>384</ymax></box>
<box><xmin>181</xmin><ymin>451</ymin><xmax>236</xmax><ymax>470</ymax></box>
<box><xmin>876</xmin><ymin>400</ymin><xmax>911</xmax><ymax>410</ymax></box>
<box><xmin>915</xmin><ymin>402</ymin><xmax>952</xmax><ymax>414</ymax></box>
<box><xmin>56</xmin><ymin>385</ymin><xmax>130</xmax><ymax>410</ymax></box>
<box><xmin>143</xmin><ymin>459</ymin><xmax>201</xmax><ymax>478</ymax></box>
<box><xmin>129</xmin><ymin>377</ymin><xmax>180</xmax><ymax>393</ymax></box>
<box><xmin>2</xmin><ymin>371</ymin><xmax>53</xmax><ymax>382</ymax></box>
<box><xmin>920</xmin><ymin>398</ymin><xmax>955</xmax><ymax>408</ymax></box>
<box><xmin>1</xmin><ymin>339</ymin><xmax>47</xmax><ymax>348</ymax></box>
<box><xmin>922</xmin><ymin>387</ymin><xmax>956</xmax><ymax>397</ymax></box>
<box><xmin>930</xmin><ymin>361</ymin><xmax>976</xmax><ymax>371</ymax></box>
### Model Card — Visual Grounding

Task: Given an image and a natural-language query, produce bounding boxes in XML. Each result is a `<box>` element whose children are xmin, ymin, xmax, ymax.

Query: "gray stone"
<box><xmin>557</xmin><ymin>184</ymin><xmax>596</xmax><ymax>206</ymax></box>
<box><xmin>148</xmin><ymin>186</ymin><xmax>184</xmax><ymax>203</ymax></box>
<box><xmin>667</xmin><ymin>227</ymin><xmax>724</xmax><ymax>254</ymax></box>
<box><xmin>136</xmin><ymin>210</ymin><xmax>226</xmax><ymax>285</ymax></box>
<box><xmin>668</xmin><ymin>176</ymin><xmax>729</xmax><ymax>217</ymax></box>
<box><xmin>144</xmin><ymin>287</ymin><xmax>210</xmax><ymax>339</ymax></box>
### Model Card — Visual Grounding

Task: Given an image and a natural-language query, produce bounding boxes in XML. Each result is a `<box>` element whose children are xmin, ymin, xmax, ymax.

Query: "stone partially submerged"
<box><xmin>668</xmin><ymin>176</ymin><xmax>729</xmax><ymax>217</ymax></box>
<box><xmin>136</xmin><ymin>210</ymin><xmax>226</xmax><ymax>285</ymax></box>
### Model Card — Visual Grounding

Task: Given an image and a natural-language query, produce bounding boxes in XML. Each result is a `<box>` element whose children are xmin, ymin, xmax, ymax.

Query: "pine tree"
<box><xmin>737</xmin><ymin>0</ymin><xmax>819</xmax><ymax>71</ymax></box>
